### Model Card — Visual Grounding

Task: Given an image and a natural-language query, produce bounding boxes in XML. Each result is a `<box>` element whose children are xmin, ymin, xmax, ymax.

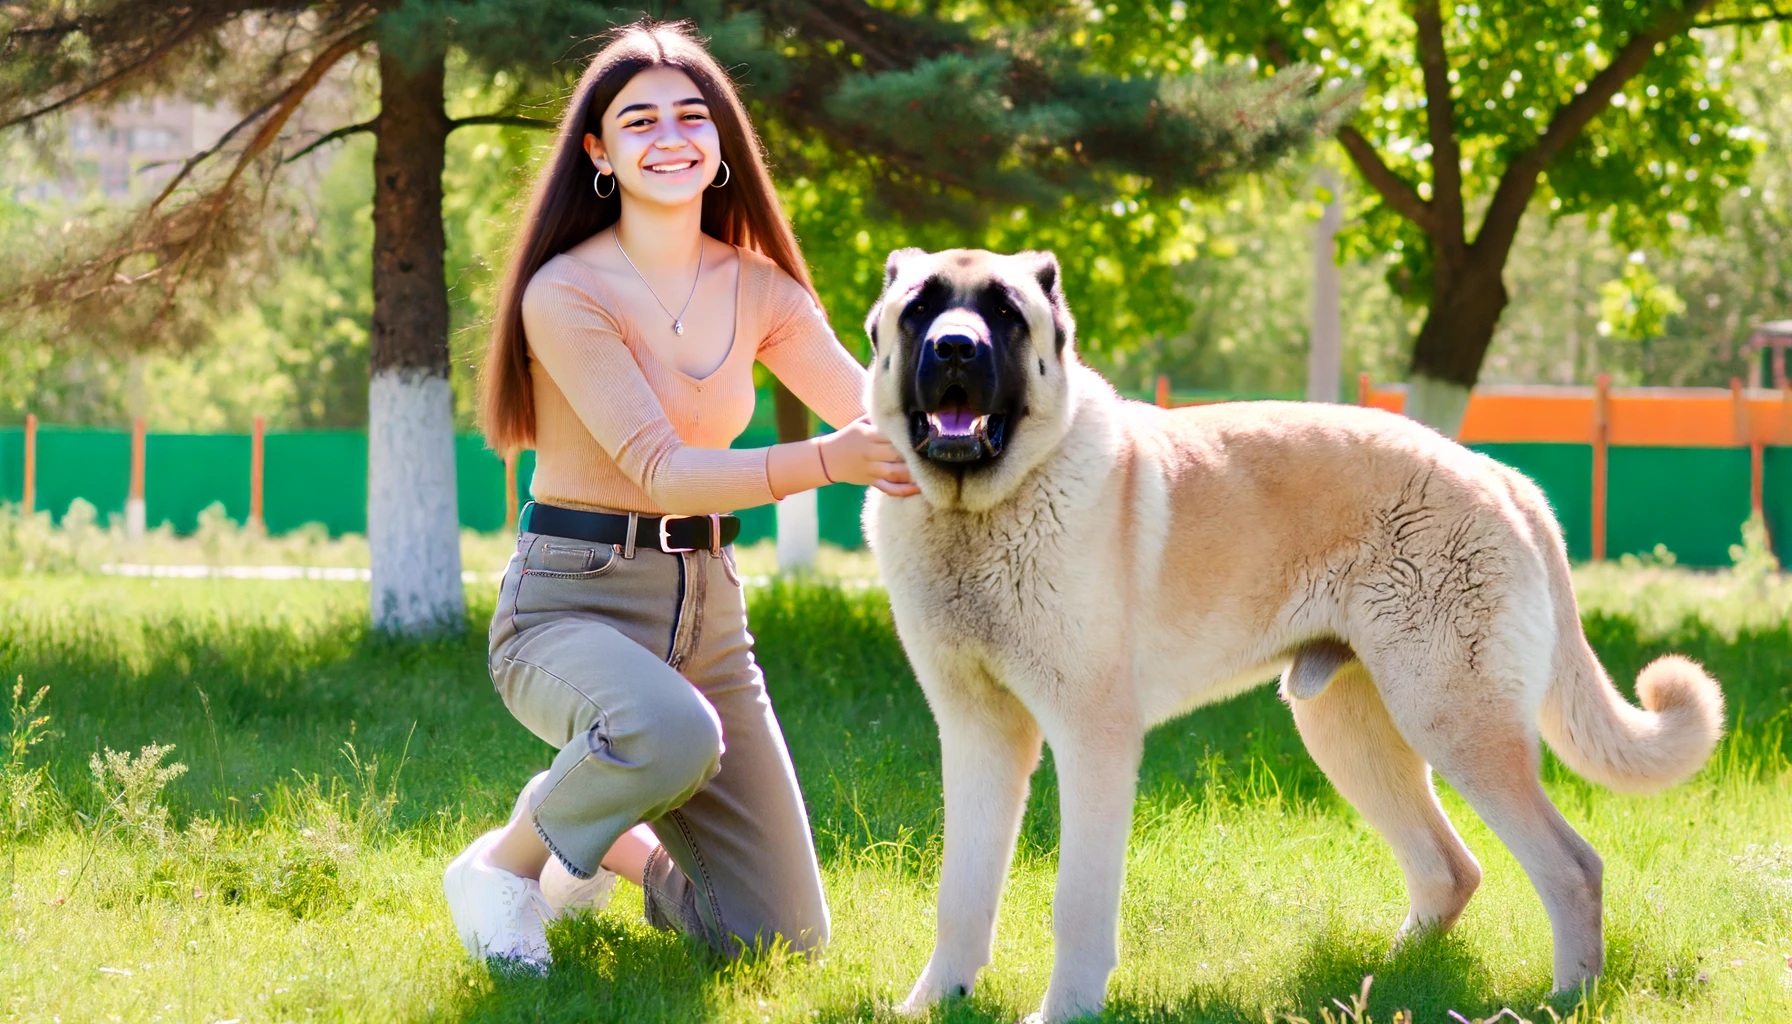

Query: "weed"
<box><xmin>3</xmin><ymin>677</ymin><xmax>55</xmax><ymax>887</ymax></box>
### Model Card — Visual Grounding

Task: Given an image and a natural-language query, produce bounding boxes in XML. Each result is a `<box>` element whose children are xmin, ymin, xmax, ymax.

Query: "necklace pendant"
<box><xmin>673</xmin><ymin>320</ymin><xmax>684</xmax><ymax>336</ymax></box>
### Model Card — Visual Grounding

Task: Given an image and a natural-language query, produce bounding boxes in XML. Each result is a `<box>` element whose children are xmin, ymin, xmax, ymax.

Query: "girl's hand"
<box><xmin>817</xmin><ymin>417</ymin><xmax>920</xmax><ymax>497</ymax></box>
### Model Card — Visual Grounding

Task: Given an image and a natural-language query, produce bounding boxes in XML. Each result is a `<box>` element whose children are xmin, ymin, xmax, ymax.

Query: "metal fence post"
<box><xmin>22</xmin><ymin>413</ymin><xmax>35</xmax><ymax>516</ymax></box>
<box><xmin>250</xmin><ymin>415</ymin><xmax>266</xmax><ymax>530</ymax></box>
<box><xmin>128</xmin><ymin>417</ymin><xmax>146</xmax><ymax>538</ymax></box>
<box><xmin>1592</xmin><ymin>375</ymin><xmax>1610</xmax><ymax>561</ymax></box>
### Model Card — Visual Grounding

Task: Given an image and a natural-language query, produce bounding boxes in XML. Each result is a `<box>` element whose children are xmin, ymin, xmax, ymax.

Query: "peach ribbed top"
<box><xmin>519</xmin><ymin>244</ymin><xmax>866</xmax><ymax>517</ymax></box>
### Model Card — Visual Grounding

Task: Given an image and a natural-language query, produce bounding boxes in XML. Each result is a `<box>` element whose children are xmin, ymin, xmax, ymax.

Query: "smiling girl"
<box><xmin>445</xmin><ymin>21</ymin><xmax>915</xmax><ymax>970</ymax></box>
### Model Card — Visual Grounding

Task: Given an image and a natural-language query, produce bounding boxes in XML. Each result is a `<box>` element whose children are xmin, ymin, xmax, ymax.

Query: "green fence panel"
<box><xmin>1761</xmin><ymin>446</ymin><xmax>1792</xmax><ymax>566</ymax></box>
<box><xmin>819</xmin><ymin>483</ymin><xmax>869</xmax><ymax>548</ymax></box>
<box><xmin>456</xmin><ymin>437</ymin><xmax>509</xmax><ymax>533</ymax></box>
<box><xmin>264</xmin><ymin>432</ymin><xmax>367</xmax><ymax>536</ymax></box>
<box><xmin>1469</xmin><ymin>443</ymin><xmax>1593</xmax><ymax>561</ymax></box>
<box><xmin>145</xmin><ymin>433</ymin><xmax>250</xmax><ymax>534</ymax></box>
<box><xmin>39</xmin><ymin>427</ymin><xmax>132</xmax><ymax>525</ymax></box>
<box><xmin>0</xmin><ymin>428</ymin><xmax>22</xmax><ymax>505</ymax></box>
<box><xmin>1608</xmin><ymin>446</ymin><xmax>1750</xmax><ymax>568</ymax></box>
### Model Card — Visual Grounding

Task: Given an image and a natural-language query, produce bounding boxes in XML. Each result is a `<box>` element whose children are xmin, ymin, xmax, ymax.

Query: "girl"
<box><xmin>446</xmin><ymin>20</ymin><xmax>915</xmax><ymax>969</ymax></box>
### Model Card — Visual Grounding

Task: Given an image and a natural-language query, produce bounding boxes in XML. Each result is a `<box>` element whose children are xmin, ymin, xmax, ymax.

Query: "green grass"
<box><xmin>0</xmin><ymin>568</ymin><xmax>1788</xmax><ymax>1024</ymax></box>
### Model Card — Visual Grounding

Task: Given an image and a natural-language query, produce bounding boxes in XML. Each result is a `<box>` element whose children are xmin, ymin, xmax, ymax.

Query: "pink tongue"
<box><xmin>933</xmin><ymin>408</ymin><xmax>979</xmax><ymax>436</ymax></box>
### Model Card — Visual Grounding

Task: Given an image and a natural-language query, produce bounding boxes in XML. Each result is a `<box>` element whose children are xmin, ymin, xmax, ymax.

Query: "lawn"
<box><xmin>1</xmin><ymin>549</ymin><xmax>1788</xmax><ymax>1023</ymax></box>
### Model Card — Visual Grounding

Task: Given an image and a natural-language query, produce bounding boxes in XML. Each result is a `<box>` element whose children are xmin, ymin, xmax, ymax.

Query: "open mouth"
<box><xmin>645</xmin><ymin>159</ymin><xmax>698</xmax><ymax>174</ymax></box>
<box><xmin>909</xmin><ymin>384</ymin><xmax>1008</xmax><ymax>463</ymax></box>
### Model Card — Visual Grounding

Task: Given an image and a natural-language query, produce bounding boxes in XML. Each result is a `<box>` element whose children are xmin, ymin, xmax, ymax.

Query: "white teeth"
<box><xmin>647</xmin><ymin>161</ymin><xmax>696</xmax><ymax>173</ymax></box>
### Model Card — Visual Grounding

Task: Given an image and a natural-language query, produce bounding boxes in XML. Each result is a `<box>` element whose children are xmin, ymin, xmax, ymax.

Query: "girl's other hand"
<box><xmin>817</xmin><ymin>417</ymin><xmax>919</xmax><ymax>497</ymax></box>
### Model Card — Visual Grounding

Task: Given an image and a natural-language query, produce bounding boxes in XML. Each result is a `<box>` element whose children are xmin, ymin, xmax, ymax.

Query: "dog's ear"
<box><xmin>1016</xmin><ymin>250</ymin><xmax>1074</xmax><ymax>355</ymax></box>
<box><xmin>884</xmin><ymin>247</ymin><xmax>926</xmax><ymax>287</ymax></box>
<box><xmin>867</xmin><ymin>247</ymin><xmax>928</xmax><ymax>351</ymax></box>
<box><xmin>1021</xmin><ymin>249</ymin><xmax>1061</xmax><ymax>301</ymax></box>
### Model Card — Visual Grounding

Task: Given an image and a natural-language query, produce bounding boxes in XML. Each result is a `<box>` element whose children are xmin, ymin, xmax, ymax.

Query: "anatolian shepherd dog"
<box><xmin>860</xmin><ymin>247</ymin><xmax>1725</xmax><ymax>1022</ymax></box>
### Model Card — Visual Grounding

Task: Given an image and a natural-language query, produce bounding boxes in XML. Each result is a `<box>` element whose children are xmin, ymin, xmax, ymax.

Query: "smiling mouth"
<box><xmin>645</xmin><ymin>160</ymin><xmax>698</xmax><ymax>174</ymax></box>
<box><xmin>909</xmin><ymin>385</ymin><xmax>1008</xmax><ymax>464</ymax></box>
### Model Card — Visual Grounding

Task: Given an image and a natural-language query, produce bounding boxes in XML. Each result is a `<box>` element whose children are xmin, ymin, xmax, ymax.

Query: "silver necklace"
<box><xmin>614</xmin><ymin>233</ymin><xmax>703</xmax><ymax>336</ymax></box>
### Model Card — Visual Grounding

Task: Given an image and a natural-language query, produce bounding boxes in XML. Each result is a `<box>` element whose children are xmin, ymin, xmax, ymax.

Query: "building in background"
<box><xmin>18</xmin><ymin>98</ymin><xmax>241</xmax><ymax>203</ymax></box>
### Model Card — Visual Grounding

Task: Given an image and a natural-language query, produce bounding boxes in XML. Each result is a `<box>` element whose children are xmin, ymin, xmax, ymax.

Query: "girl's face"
<box><xmin>585</xmin><ymin>66</ymin><xmax>721</xmax><ymax>209</ymax></box>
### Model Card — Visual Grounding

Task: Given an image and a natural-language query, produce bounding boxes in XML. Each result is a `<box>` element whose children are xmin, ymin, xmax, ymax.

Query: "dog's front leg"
<box><xmin>901</xmin><ymin>677</ymin><xmax>1042</xmax><ymax>1013</ymax></box>
<box><xmin>1034</xmin><ymin>723</ymin><xmax>1142</xmax><ymax>1023</ymax></box>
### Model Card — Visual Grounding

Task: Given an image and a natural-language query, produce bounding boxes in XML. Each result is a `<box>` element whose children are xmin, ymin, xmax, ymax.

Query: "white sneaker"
<box><xmin>443</xmin><ymin>829</ymin><xmax>553</xmax><ymax>973</ymax></box>
<box><xmin>507</xmin><ymin>774</ymin><xmax>618</xmax><ymax>920</ymax></box>
<box><xmin>540</xmin><ymin>855</ymin><xmax>618</xmax><ymax>917</ymax></box>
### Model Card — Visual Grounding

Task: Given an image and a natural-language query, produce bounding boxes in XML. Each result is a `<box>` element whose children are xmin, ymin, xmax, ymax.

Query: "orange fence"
<box><xmin>1153</xmin><ymin>373</ymin><xmax>1780</xmax><ymax>565</ymax></box>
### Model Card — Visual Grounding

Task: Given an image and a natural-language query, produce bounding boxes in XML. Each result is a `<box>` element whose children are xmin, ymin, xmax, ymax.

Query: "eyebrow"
<box><xmin>615</xmin><ymin>97</ymin><xmax>709</xmax><ymax>119</ymax></box>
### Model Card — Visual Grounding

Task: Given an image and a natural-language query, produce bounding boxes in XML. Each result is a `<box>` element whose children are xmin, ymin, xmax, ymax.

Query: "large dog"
<box><xmin>860</xmin><ymin>247</ymin><xmax>1725</xmax><ymax>1022</ymax></box>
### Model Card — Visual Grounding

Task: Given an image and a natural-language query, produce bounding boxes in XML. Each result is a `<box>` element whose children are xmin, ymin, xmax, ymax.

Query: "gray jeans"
<box><xmin>488</xmin><ymin>526</ymin><xmax>829</xmax><ymax>955</ymax></box>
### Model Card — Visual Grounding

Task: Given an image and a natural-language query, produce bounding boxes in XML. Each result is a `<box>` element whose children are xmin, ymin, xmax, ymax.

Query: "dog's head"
<box><xmin>864</xmin><ymin>247</ymin><xmax>1080</xmax><ymax>511</ymax></box>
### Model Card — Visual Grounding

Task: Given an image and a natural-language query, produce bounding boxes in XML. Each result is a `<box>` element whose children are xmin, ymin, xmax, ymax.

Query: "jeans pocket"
<box><xmin>720</xmin><ymin>546</ymin><xmax>742</xmax><ymax>588</ymax></box>
<box><xmin>514</xmin><ymin>543</ymin><xmax>623</xmax><ymax>617</ymax></box>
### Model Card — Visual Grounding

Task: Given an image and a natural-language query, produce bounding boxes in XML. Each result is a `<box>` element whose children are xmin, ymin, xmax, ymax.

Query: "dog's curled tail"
<box><xmin>1539</xmin><ymin>646</ymin><xmax>1725</xmax><ymax>795</ymax></box>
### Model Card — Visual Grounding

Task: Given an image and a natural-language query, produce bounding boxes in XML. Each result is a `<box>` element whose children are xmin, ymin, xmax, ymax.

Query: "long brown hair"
<box><xmin>481</xmin><ymin>19</ymin><xmax>821</xmax><ymax>453</ymax></box>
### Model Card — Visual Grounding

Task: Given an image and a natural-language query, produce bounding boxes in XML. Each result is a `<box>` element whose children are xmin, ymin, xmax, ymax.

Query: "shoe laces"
<box><xmin>492</xmin><ymin>878</ymin><xmax>552</xmax><ymax>959</ymax></box>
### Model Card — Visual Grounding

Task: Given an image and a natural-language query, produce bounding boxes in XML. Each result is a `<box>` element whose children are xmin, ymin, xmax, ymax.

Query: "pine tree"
<box><xmin>1</xmin><ymin>0</ymin><xmax>1343</xmax><ymax>633</ymax></box>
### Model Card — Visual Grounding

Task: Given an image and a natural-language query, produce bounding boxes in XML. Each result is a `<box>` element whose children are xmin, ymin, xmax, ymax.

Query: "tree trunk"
<box><xmin>367</xmin><ymin>31</ymin><xmax>463</xmax><ymax>635</ymax></box>
<box><xmin>772</xmin><ymin>380</ymin><xmax>818</xmax><ymax>572</ymax></box>
<box><xmin>773</xmin><ymin>381</ymin><xmax>811</xmax><ymax>443</ymax></box>
<box><xmin>1405</xmin><ymin>260</ymin><xmax>1509</xmax><ymax>437</ymax></box>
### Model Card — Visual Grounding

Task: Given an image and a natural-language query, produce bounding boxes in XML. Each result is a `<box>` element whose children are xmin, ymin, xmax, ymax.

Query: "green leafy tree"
<box><xmin>1</xmin><ymin>0</ymin><xmax>1340</xmax><ymax>631</ymax></box>
<box><xmin>1175</xmin><ymin>0</ymin><xmax>1783</xmax><ymax>433</ymax></box>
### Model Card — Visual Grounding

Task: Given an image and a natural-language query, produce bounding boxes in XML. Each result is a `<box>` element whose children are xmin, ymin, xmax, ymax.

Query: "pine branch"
<box><xmin>283</xmin><ymin>118</ymin><xmax>376</xmax><ymax>163</ymax></box>
<box><xmin>0</xmin><ymin>9</ymin><xmax>209</xmax><ymax>129</ymax></box>
<box><xmin>446</xmin><ymin>112</ymin><xmax>554</xmax><ymax>131</ymax></box>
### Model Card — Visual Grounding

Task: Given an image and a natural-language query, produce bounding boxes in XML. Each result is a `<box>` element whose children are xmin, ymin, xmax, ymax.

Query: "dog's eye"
<box><xmin>907</xmin><ymin>300</ymin><xmax>928</xmax><ymax>317</ymax></box>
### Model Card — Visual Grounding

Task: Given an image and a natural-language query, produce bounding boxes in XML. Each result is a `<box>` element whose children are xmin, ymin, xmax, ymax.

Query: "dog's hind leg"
<box><xmin>1372</xmin><ymin>668</ymin><xmax>1605</xmax><ymax>994</ymax></box>
<box><xmin>901</xmin><ymin>665</ymin><xmax>1043</xmax><ymax>1014</ymax></box>
<box><xmin>1285</xmin><ymin>660</ymin><xmax>1482</xmax><ymax>938</ymax></box>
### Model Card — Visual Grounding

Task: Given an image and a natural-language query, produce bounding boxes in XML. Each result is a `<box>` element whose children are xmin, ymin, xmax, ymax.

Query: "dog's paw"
<box><xmin>898</xmin><ymin>965</ymin><xmax>976</xmax><ymax>1015</ymax></box>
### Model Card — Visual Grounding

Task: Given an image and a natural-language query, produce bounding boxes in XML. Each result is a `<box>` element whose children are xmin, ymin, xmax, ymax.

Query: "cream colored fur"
<box><xmin>862</xmin><ymin>249</ymin><xmax>1725</xmax><ymax>1023</ymax></box>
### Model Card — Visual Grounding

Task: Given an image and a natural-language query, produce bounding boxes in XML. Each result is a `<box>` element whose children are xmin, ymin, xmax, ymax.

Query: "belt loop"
<box><xmin>708</xmin><ymin>513</ymin><xmax>722</xmax><ymax>556</ymax></box>
<box><xmin>518</xmin><ymin>500</ymin><xmax>536</xmax><ymax>534</ymax></box>
<box><xmin>623</xmin><ymin>511</ymin><xmax>639</xmax><ymax>559</ymax></box>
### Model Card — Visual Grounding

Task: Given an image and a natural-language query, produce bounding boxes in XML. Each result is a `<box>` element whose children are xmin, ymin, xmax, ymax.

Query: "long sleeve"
<box><xmin>522</xmin><ymin>267</ymin><xmax>778</xmax><ymax>514</ymax></box>
<box><xmin>755</xmin><ymin>274</ymin><xmax>868</xmax><ymax>431</ymax></box>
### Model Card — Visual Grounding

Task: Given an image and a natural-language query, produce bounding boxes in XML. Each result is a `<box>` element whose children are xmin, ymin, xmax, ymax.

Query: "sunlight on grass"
<box><xmin>1</xmin><ymin>566</ymin><xmax>1788</xmax><ymax>1022</ymax></box>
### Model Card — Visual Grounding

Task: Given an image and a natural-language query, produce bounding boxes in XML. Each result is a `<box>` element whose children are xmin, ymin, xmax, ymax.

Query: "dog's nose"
<box><xmin>931</xmin><ymin>335</ymin><xmax>981</xmax><ymax>364</ymax></box>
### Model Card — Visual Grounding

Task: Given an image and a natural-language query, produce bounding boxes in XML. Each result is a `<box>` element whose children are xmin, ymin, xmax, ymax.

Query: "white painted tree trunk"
<box><xmin>1308</xmin><ymin>169</ymin><xmax>1343</xmax><ymax>404</ymax></box>
<box><xmin>368</xmin><ymin>371</ymin><xmax>464</xmax><ymax>633</ymax></box>
<box><xmin>776</xmin><ymin>490</ymin><xmax>819</xmax><ymax>573</ymax></box>
<box><xmin>1405</xmin><ymin>374</ymin><xmax>1473</xmax><ymax>438</ymax></box>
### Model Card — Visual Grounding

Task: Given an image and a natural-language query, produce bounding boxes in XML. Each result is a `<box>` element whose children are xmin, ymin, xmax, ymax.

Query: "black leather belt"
<box><xmin>521</xmin><ymin>501</ymin><xmax>740</xmax><ymax>555</ymax></box>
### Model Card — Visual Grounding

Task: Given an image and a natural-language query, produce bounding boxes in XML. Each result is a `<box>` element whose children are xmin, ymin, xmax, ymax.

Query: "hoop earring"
<box><xmin>594</xmin><ymin>171</ymin><xmax>615</xmax><ymax>198</ymax></box>
<box><xmin>709</xmin><ymin>160</ymin><xmax>730</xmax><ymax>189</ymax></box>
